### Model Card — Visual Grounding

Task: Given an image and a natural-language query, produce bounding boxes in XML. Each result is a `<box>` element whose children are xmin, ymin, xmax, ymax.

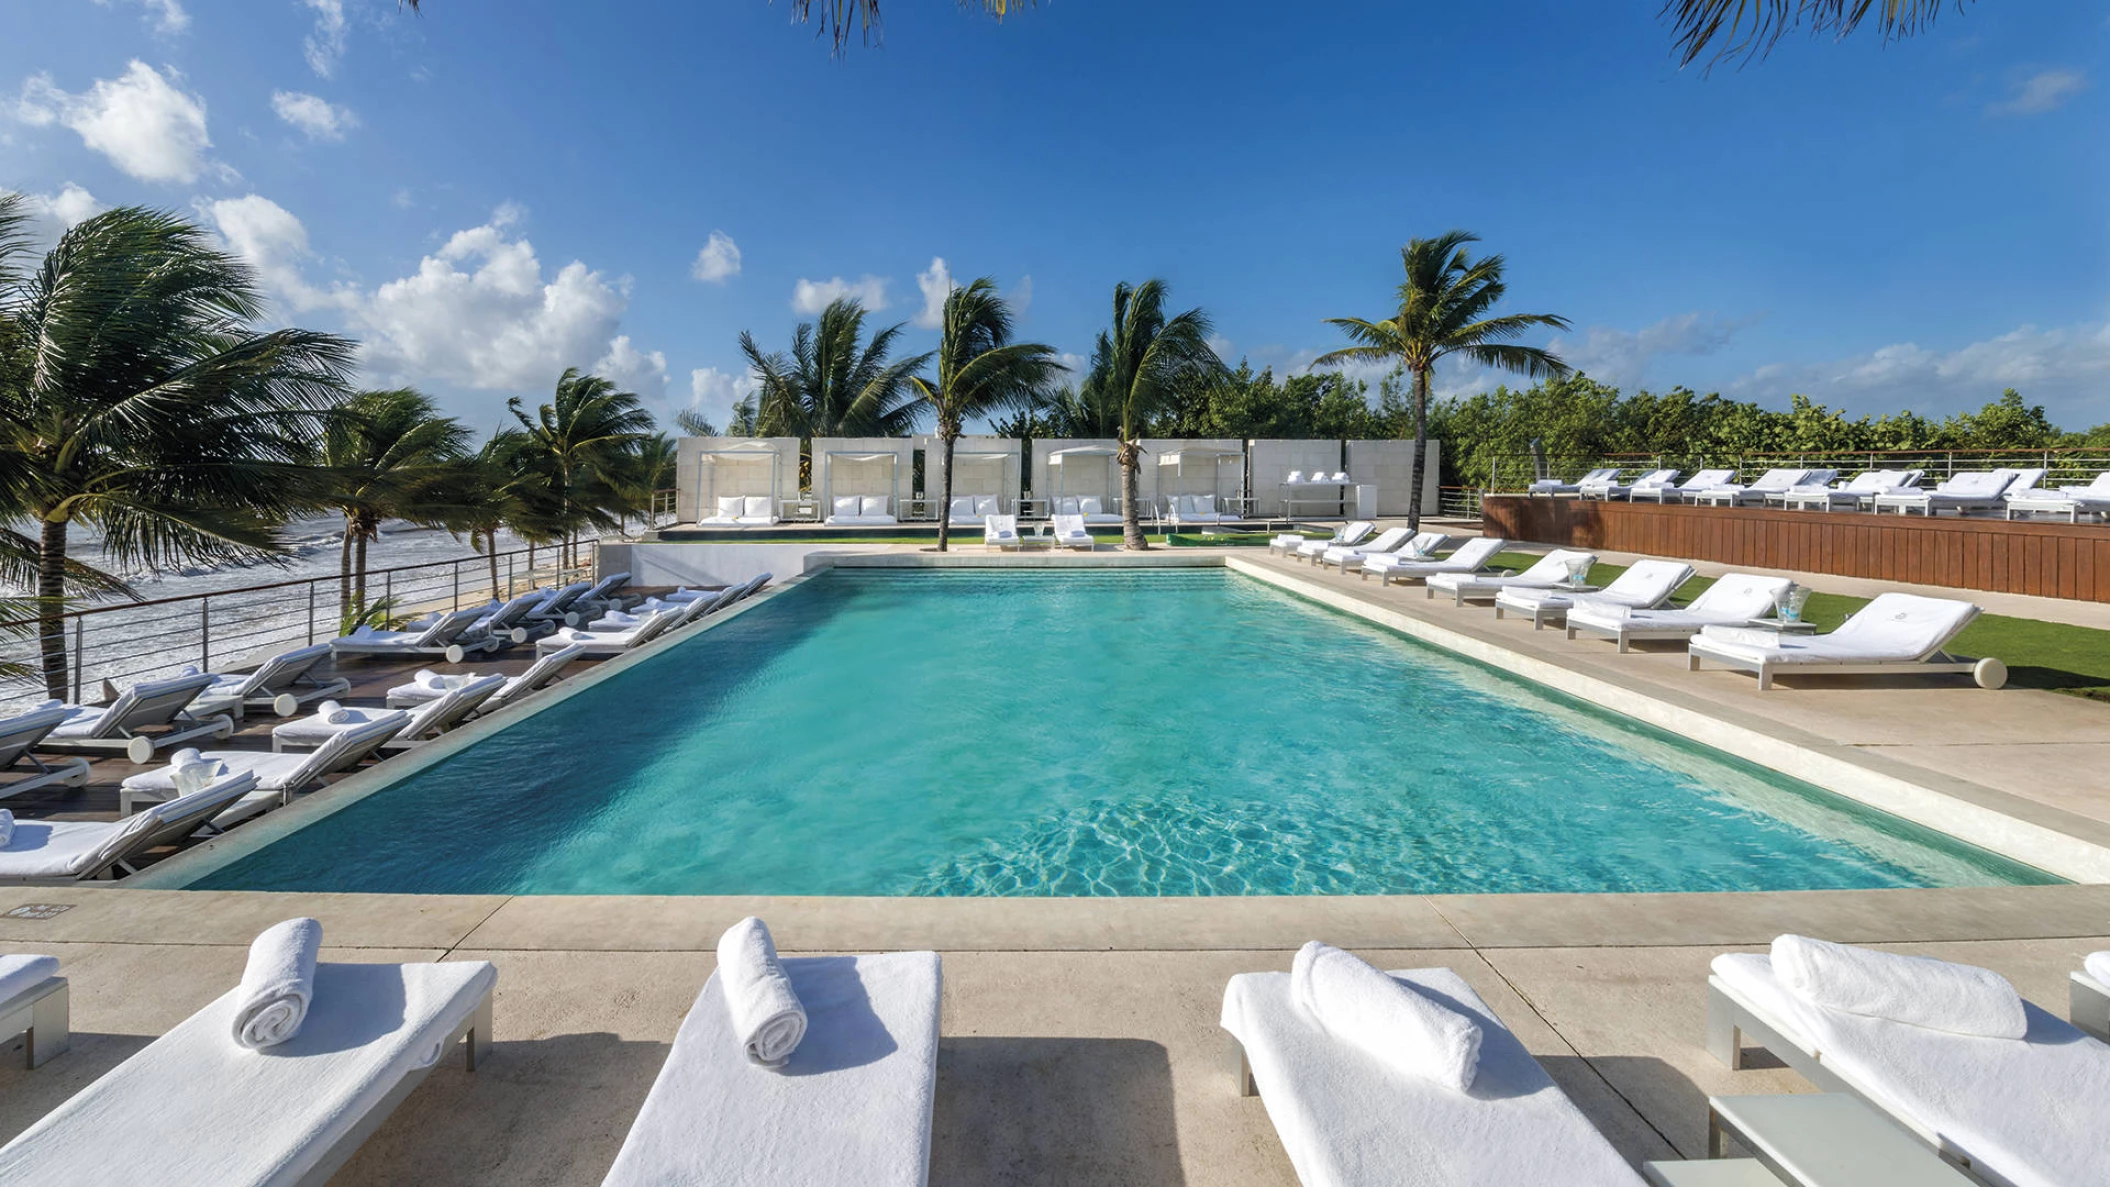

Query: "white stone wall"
<box><xmin>674</xmin><ymin>437</ymin><xmax>799</xmax><ymax>522</ymax></box>
<box><xmin>1346</xmin><ymin>439</ymin><xmax>1443</xmax><ymax>516</ymax></box>
<box><xmin>1249</xmin><ymin>439</ymin><xmax>1351</xmax><ymax>518</ymax></box>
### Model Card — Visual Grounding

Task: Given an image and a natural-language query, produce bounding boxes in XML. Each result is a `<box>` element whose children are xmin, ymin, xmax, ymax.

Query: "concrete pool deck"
<box><xmin>6</xmin><ymin>543</ymin><xmax>2110</xmax><ymax>1182</ymax></box>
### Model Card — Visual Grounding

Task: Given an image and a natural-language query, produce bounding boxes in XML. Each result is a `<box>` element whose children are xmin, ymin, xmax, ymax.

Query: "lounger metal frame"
<box><xmin>0</xmin><ymin>709</ymin><xmax>92</xmax><ymax>800</ymax></box>
<box><xmin>0</xmin><ymin>974</ymin><xmax>68</xmax><ymax>1069</ymax></box>
<box><xmin>2071</xmin><ymin>971</ymin><xmax>2110</xmax><ymax>1044</ymax></box>
<box><xmin>1687</xmin><ymin>640</ymin><xmax>2004</xmax><ymax>690</ymax></box>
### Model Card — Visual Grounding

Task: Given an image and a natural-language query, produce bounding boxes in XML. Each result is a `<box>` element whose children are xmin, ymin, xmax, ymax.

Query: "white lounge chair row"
<box><xmin>1531</xmin><ymin>464</ymin><xmax>2110</xmax><ymax>520</ymax></box>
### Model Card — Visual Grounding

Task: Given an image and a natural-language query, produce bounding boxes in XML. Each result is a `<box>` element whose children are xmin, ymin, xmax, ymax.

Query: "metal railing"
<box><xmin>1482</xmin><ymin>447</ymin><xmax>2110</xmax><ymax>495</ymax></box>
<box><xmin>2</xmin><ymin>541</ymin><xmax>597</xmax><ymax>711</ymax></box>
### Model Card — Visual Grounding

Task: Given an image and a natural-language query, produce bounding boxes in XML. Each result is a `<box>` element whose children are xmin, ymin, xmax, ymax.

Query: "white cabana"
<box><xmin>819</xmin><ymin>444</ymin><xmax>906</xmax><ymax>526</ymax></box>
<box><xmin>930</xmin><ymin>438</ymin><xmax>1022</xmax><ymax>525</ymax></box>
<box><xmin>1044</xmin><ymin>444</ymin><xmax>1124</xmax><ymax>524</ymax></box>
<box><xmin>692</xmin><ymin>440</ymin><xmax>786</xmax><ymax>526</ymax></box>
<box><xmin>1155</xmin><ymin>447</ymin><xmax>1246</xmax><ymax>523</ymax></box>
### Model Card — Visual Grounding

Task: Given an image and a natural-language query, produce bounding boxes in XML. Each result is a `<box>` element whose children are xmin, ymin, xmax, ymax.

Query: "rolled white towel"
<box><xmin>317</xmin><ymin>700</ymin><xmax>352</xmax><ymax>725</ymax></box>
<box><xmin>716</xmin><ymin>916</ymin><xmax>807</xmax><ymax>1069</ymax></box>
<box><xmin>0</xmin><ymin>954</ymin><xmax>59</xmax><ymax>1002</ymax></box>
<box><xmin>231</xmin><ymin>917</ymin><xmax>322</xmax><ymax>1050</ymax></box>
<box><xmin>0</xmin><ymin>809</ymin><xmax>13</xmax><ymax>847</ymax></box>
<box><xmin>2084</xmin><ymin>951</ymin><xmax>2110</xmax><ymax>987</ymax></box>
<box><xmin>414</xmin><ymin>668</ymin><xmax>445</xmax><ymax>689</ymax></box>
<box><xmin>1771</xmin><ymin>934</ymin><xmax>2026</xmax><ymax>1039</ymax></box>
<box><xmin>171</xmin><ymin>753</ymin><xmax>227</xmax><ymax>794</ymax></box>
<box><xmin>1291</xmin><ymin>941</ymin><xmax>1482</xmax><ymax>1092</ymax></box>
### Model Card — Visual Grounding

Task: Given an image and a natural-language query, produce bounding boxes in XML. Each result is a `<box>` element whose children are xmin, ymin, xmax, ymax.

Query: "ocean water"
<box><xmin>194</xmin><ymin>569</ymin><xmax>2056</xmax><ymax>896</ymax></box>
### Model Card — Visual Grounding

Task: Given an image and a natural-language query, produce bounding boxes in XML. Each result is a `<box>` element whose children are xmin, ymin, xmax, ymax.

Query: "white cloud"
<box><xmin>913</xmin><ymin>256</ymin><xmax>953</xmax><ymax>329</ymax></box>
<box><xmin>1726</xmin><ymin>320</ymin><xmax>2110</xmax><ymax>426</ymax></box>
<box><xmin>1988</xmin><ymin>69</ymin><xmax>2085</xmax><ymax>116</ymax></box>
<box><xmin>271</xmin><ymin>90</ymin><xmax>357</xmax><ymax>140</ymax></box>
<box><xmin>350</xmin><ymin>207</ymin><xmax>649</xmax><ymax>392</ymax></box>
<box><xmin>1056</xmin><ymin>351</ymin><xmax>1088</xmax><ymax>374</ymax></box>
<box><xmin>594</xmin><ymin>335</ymin><xmax>669</xmax><ymax>397</ymax></box>
<box><xmin>13</xmin><ymin>183</ymin><xmax>104</xmax><ymax>245</ymax></box>
<box><xmin>1547</xmin><ymin>312</ymin><xmax>1761</xmax><ymax>391</ymax></box>
<box><xmin>15</xmin><ymin>61</ymin><xmax>212</xmax><ymax>183</ymax></box>
<box><xmin>304</xmin><ymin>0</ymin><xmax>349</xmax><ymax>78</ymax></box>
<box><xmin>1006</xmin><ymin>274</ymin><xmax>1032</xmax><ymax>319</ymax></box>
<box><xmin>791</xmin><ymin>274</ymin><xmax>888</xmax><ymax>316</ymax></box>
<box><xmin>690</xmin><ymin>230</ymin><xmax>741</xmax><ymax>283</ymax></box>
<box><xmin>686</xmin><ymin>366</ymin><xmax>761</xmax><ymax>427</ymax></box>
<box><xmin>204</xmin><ymin>193</ymin><xmax>353</xmax><ymax>314</ymax></box>
<box><xmin>1206</xmin><ymin>334</ymin><xmax>1234</xmax><ymax>360</ymax></box>
<box><xmin>95</xmin><ymin>0</ymin><xmax>189</xmax><ymax>33</ymax></box>
<box><xmin>390</xmin><ymin>188</ymin><xmax>415</xmax><ymax>209</ymax></box>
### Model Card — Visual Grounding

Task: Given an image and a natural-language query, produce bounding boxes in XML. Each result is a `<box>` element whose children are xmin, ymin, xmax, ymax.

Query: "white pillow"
<box><xmin>715</xmin><ymin>495</ymin><xmax>743</xmax><ymax>517</ymax></box>
<box><xmin>860</xmin><ymin>495</ymin><xmax>890</xmax><ymax>517</ymax></box>
<box><xmin>1078</xmin><ymin>496</ymin><xmax>1102</xmax><ymax>515</ymax></box>
<box><xmin>832</xmin><ymin>495</ymin><xmax>860</xmax><ymax>517</ymax></box>
<box><xmin>1055</xmin><ymin>497</ymin><xmax>1077</xmax><ymax>514</ymax></box>
<box><xmin>1193</xmin><ymin>494</ymin><xmax>1216</xmax><ymax>514</ymax></box>
<box><xmin>743</xmin><ymin>496</ymin><xmax>772</xmax><ymax>518</ymax></box>
<box><xmin>975</xmin><ymin>495</ymin><xmax>998</xmax><ymax>516</ymax></box>
<box><xmin>949</xmin><ymin>496</ymin><xmax>974</xmax><ymax>518</ymax></box>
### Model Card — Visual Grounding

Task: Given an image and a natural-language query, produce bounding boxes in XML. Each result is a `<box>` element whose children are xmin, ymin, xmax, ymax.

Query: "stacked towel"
<box><xmin>0</xmin><ymin>810</ymin><xmax>12</xmax><ymax>847</ymax></box>
<box><xmin>231</xmin><ymin>918</ymin><xmax>322</xmax><ymax>1050</ymax></box>
<box><xmin>716</xmin><ymin>917</ymin><xmax>807</xmax><ymax>1068</ymax></box>
<box><xmin>170</xmin><ymin>749</ymin><xmax>227</xmax><ymax>794</ymax></box>
<box><xmin>0</xmin><ymin>954</ymin><xmax>58</xmax><ymax>1003</ymax></box>
<box><xmin>1292</xmin><ymin>941</ymin><xmax>1482</xmax><ymax>1092</ymax></box>
<box><xmin>315</xmin><ymin>701</ymin><xmax>353</xmax><ymax>724</ymax></box>
<box><xmin>1771</xmin><ymin>935</ymin><xmax>2026</xmax><ymax>1039</ymax></box>
<box><xmin>2085</xmin><ymin>951</ymin><xmax>2110</xmax><ymax>987</ymax></box>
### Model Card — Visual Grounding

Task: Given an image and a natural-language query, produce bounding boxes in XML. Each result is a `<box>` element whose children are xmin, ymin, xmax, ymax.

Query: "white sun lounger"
<box><xmin>1581</xmin><ymin>468</ymin><xmax>1679</xmax><ymax>501</ymax></box>
<box><xmin>1691</xmin><ymin>468</ymin><xmax>1815</xmax><ymax>507</ymax></box>
<box><xmin>1778</xmin><ymin>469</ymin><xmax>1923</xmax><ymax>512</ymax></box>
<box><xmin>1322</xmin><ymin>530</ymin><xmax>1451</xmax><ymax>573</ymax></box>
<box><xmin>1050</xmin><ymin>514</ymin><xmax>1094</xmax><ymax>550</ymax></box>
<box><xmin>2071</xmin><ymin>963</ymin><xmax>2110</xmax><ymax>1044</ymax></box>
<box><xmin>1708</xmin><ymin>950</ymin><xmax>2110</xmax><ymax>1187</ymax></box>
<box><xmin>1688</xmin><ymin>592</ymin><xmax>2002</xmax><ymax>689</ymax></box>
<box><xmin>120</xmin><ymin>712</ymin><xmax>409</xmax><ymax>826</ymax></box>
<box><xmin>35</xmin><ymin>673</ymin><xmax>235</xmax><ymax>764</ymax></box>
<box><xmin>457</xmin><ymin>591</ymin><xmax>560</xmax><ymax>648</ymax></box>
<box><xmin>330</xmin><ymin>606</ymin><xmax>496</xmax><ymax>665</ymax></box>
<box><xmin>2005</xmin><ymin>471</ymin><xmax>2110</xmax><ymax>522</ymax></box>
<box><xmin>0</xmin><ymin>955</ymin><xmax>69</xmax><ymax>1067</ymax></box>
<box><xmin>1632</xmin><ymin>469</ymin><xmax>1737</xmax><ymax>504</ymax></box>
<box><xmin>384</xmin><ymin>644</ymin><xmax>587</xmax><ymax>712</ymax></box>
<box><xmin>190</xmin><ymin>644</ymin><xmax>352</xmax><ymax>721</ymax></box>
<box><xmin>1427</xmin><ymin>549</ymin><xmax>1598</xmax><ymax>605</ymax></box>
<box><xmin>1222</xmin><ymin>964</ymin><xmax>1645</xmax><ymax>1187</ymax></box>
<box><xmin>537</xmin><ymin>609</ymin><xmax>678</xmax><ymax>657</ymax></box>
<box><xmin>568</xmin><ymin>571</ymin><xmax>634</xmax><ymax>620</ymax></box>
<box><xmin>1277</xmin><ymin>520</ymin><xmax>1373</xmax><ymax>558</ymax></box>
<box><xmin>0</xmin><ymin>708</ymin><xmax>91</xmax><ymax>800</ymax></box>
<box><xmin>273</xmin><ymin>675</ymin><xmax>504</xmax><ymax>753</ymax></box>
<box><xmin>1871</xmin><ymin>469</ymin><xmax>2039</xmax><ymax>517</ymax></box>
<box><xmin>523</xmin><ymin>580</ymin><xmax>593</xmax><ymax>624</ymax></box>
<box><xmin>1495</xmin><ymin>559</ymin><xmax>1693</xmax><ymax>629</ymax></box>
<box><xmin>1317</xmin><ymin>526</ymin><xmax>1409</xmax><ymax>569</ymax></box>
<box><xmin>600</xmin><ymin>951</ymin><xmax>943</xmax><ymax>1187</ymax></box>
<box><xmin>1362</xmin><ymin>536</ymin><xmax>1508</xmax><ymax>586</ymax></box>
<box><xmin>1527</xmin><ymin>468</ymin><xmax>1619</xmax><ymax>497</ymax></box>
<box><xmin>984</xmin><ymin>514</ymin><xmax>1021</xmax><ymax>549</ymax></box>
<box><xmin>0</xmin><ymin>771</ymin><xmax>258</xmax><ymax>883</ymax></box>
<box><xmin>1566</xmin><ymin>573</ymin><xmax>1795</xmax><ymax>652</ymax></box>
<box><xmin>0</xmin><ymin>954</ymin><xmax>495</xmax><ymax>1187</ymax></box>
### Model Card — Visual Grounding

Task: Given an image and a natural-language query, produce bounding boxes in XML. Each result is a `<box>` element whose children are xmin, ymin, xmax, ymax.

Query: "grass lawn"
<box><xmin>1482</xmin><ymin>552</ymin><xmax>2110</xmax><ymax>702</ymax></box>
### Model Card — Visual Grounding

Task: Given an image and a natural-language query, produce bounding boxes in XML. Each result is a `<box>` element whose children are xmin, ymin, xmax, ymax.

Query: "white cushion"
<box><xmin>1193</xmin><ymin>494</ymin><xmax>1216</xmax><ymax>513</ymax></box>
<box><xmin>1055</xmin><ymin>497</ymin><xmax>1078</xmax><ymax>514</ymax></box>
<box><xmin>974</xmin><ymin>495</ymin><xmax>997</xmax><ymax>516</ymax></box>
<box><xmin>1079</xmin><ymin>496</ymin><xmax>1102</xmax><ymax>515</ymax></box>
<box><xmin>832</xmin><ymin>496</ymin><xmax>860</xmax><ymax>517</ymax></box>
<box><xmin>715</xmin><ymin>495</ymin><xmax>743</xmax><ymax>517</ymax></box>
<box><xmin>861</xmin><ymin>495</ymin><xmax>890</xmax><ymax>517</ymax></box>
<box><xmin>743</xmin><ymin>496</ymin><xmax>771</xmax><ymax>518</ymax></box>
<box><xmin>949</xmin><ymin>496</ymin><xmax>974</xmax><ymax>518</ymax></box>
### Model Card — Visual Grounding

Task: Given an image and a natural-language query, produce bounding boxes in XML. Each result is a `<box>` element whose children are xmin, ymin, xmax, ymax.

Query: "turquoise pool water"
<box><xmin>193</xmin><ymin>569</ymin><xmax>2055</xmax><ymax>896</ymax></box>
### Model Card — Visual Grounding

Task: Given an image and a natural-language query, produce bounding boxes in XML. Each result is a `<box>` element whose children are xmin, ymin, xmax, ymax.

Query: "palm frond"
<box><xmin>1664</xmin><ymin>0</ymin><xmax>1963</xmax><ymax>67</ymax></box>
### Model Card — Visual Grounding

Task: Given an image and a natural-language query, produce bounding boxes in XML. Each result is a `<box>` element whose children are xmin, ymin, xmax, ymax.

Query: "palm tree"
<box><xmin>1083</xmin><ymin>281</ymin><xmax>1224</xmax><ymax>550</ymax></box>
<box><xmin>400</xmin><ymin>1</ymin><xmax>1028</xmax><ymax>56</ymax></box>
<box><xmin>1666</xmin><ymin>0</ymin><xmax>1957</xmax><ymax>67</ymax></box>
<box><xmin>508</xmin><ymin>368</ymin><xmax>656</xmax><ymax>569</ymax></box>
<box><xmin>906</xmin><ymin>278</ymin><xmax>1061</xmax><ymax>552</ymax></box>
<box><xmin>743</xmin><ymin>298</ymin><xmax>929</xmax><ymax>440</ymax></box>
<box><xmin>0</xmin><ymin>197</ymin><xmax>354</xmax><ymax>697</ymax></box>
<box><xmin>1315</xmin><ymin>230</ymin><xmax>1571</xmax><ymax>533</ymax></box>
<box><xmin>447</xmin><ymin>428</ymin><xmax>535</xmax><ymax>599</ymax></box>
<box><xmin>322</xmin><ymin>388</ymin><xmax>471</xmax><ymax>620</ymax></box>
<box><xmin>674</xmin><ymin>407</ymin><xmax>717</xmax><ymax>436</ymax></box>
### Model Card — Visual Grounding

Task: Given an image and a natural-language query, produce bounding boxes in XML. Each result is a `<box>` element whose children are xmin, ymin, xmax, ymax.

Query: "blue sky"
<box><xmin>5</xmin><ymin>0</ymin><xmax>2105</xmax><ymax>434</ymax></box>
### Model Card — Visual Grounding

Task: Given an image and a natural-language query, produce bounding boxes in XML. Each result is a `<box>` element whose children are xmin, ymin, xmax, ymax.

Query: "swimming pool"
<box><xmin>191</xmin><ymin>568</ymin><xmax>2055</xmax><ymax>896</ymax></box>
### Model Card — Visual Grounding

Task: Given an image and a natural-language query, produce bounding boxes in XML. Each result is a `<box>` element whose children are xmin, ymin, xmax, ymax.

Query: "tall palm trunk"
<box><xmin>337</xmin><ymin>520</ymin><xmax>355</xmax><ymax>621</ymax></box>
<box><xmin>1118</xmin><ymin>439</ymin><xmax>1147</xmax><ymax>551</ymax></box>
<box><xmin>1407</xmin><ymin>366</ymin><xmax>1431</xmax><ymax>533</ymax></box>
<box><xmin>484</xmin><ymin>531</ymin><xmax>500</xmax><ymax>599</ymax></box>
<box><xmin>36</xmin><ymin>517</ymin><xmax>69</xmax><ymax>700</ymax></box>
<box><xmin>935</xmin><ymin>427</ymin><xmax>957</xmax><ymax>553</ymax></box>
<box><xmin>354</xmin><ymin>526</ymin><xmax>370</xmax><ymax>612</ymax></box>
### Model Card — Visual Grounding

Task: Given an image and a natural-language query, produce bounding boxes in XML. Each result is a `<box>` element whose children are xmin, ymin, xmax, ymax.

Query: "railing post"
<box><xmin>453</xmin><ymin>565</ymin><xmax>460</xmax><ymax>611</ymax></box>
<box><xmin>307</xmin><ymin>582</ymin><xmax>316</xmax><ymax>644</ymax></box>
<box><xmin>507</xmin><ymin>553</ymin><xmax>514</xmax><ymax>599</ymax></box>
<box><xmin>200</xmin><ymin>595</ymin><xmax>210</xmax><ymax>672</ymax></box>
<box><xmin>385</xmin><ymin>571</ymin><xmax>393</xmax><ymax>612</ymax></box>
<box><xmin>71</xmin><ymin>616</ymin><xmax>83</xmax><ymax>703</ymax></box>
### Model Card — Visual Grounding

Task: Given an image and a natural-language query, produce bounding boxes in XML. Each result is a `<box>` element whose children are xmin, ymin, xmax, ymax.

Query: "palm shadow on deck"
<box><xmin>932</xmin><ymin>1037</ymin><xmax>1184</xmax><ymax>1187</ymax></box>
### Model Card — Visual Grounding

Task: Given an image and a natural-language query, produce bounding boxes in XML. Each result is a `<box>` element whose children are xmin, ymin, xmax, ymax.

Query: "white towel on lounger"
<box><xmin>0</xmin><ymin>954</ymin><xmax>58</xmax><ymax>1005</ymax></box>
<box><xmin>232</xmin><ymin>918</ymin><xmax>322</xmax><ymax>1050</ymax></box>
<box><xmin>0</xmin><ymin>810</ymin><xmax>12</xmax><ymax>848</ymax></box>
<box><xmin>1772</xmin><ymin>934</ymin><xmax>2026</xmax><ymax>1039</ymax></box>
<box><xmin>1292</xmin><ymin>941</ymin><xmax>1482</xmax><ymax>1092</ymax></box>
<box><xmin>1698</xmin><ymin>625</ymin><xmax>1784</xmax><ymax>650</ymax></box>
<box><xmin>317</xmin><ymin>700</ymin><xmax>352</xmax><ymax>725</ymax></box>
<box><xmin>2085</xmin><ymin>951</ymin><xmax>2110</xmax><ymax>987</ymax></box>
<box><xmin>715</xmin><ymin>917</ymin><xmax>806</xmax><ymax>1068</ymax></box>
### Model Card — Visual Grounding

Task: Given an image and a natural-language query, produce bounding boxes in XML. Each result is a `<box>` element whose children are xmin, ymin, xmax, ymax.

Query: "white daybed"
<box><xmin>1709</xmin><ymin>947</ymin><xmax>2109</xmax><ymax>1187</ymax></box>
<box><xmin>0</xmin><ymin>771</ymin><xmax>259</xmax><ymax>883</ymax></box>
<box><xmin>1363</xmin><ymin>536</ymin><xmax>1508</xmax><ymax>586</ymax></box>
<box><xmin>947</xmin><ymin>494</ymin><xmax>1005</xmax><ymax>526</ymax></box>
<box><xmin>0</xmin><ymin>954</ymin><xmax>495</xmax><ymax>1186</ymax></box>
<box><xmin>826</xmin><ymin>494</ymin><xmax>899</xmax><ymax>527</ymax></box>
<box><xmin>1565</xmin><ymin>573</ymin><xmax>1794</xmax><ymax>652</ymax></box>
<box><xmin>1163</xmin><ymin>494</ymin><xmax>1240</xmax><ymax>526</ymax></box>
<box><xmin>1425</xmin><ymin>549</ymin><xmax>1599</xmax><ymax>605</ymax></box>
<box><xmin>1049</xmin><ymin>495</ymin><xmax>1122</xmax><ymax>526</ymax></box>
<box><xmin>1494</xmin><ymin>559</ymin><xmax>1693</xmax><ymax>629</ymax></box>
<box><xmin>702</xmin><ymin>494</ymin><xmax>780</xmax><ymax>526</ymax></box>
<box><xmin>1687</xmin><ymin>592</ymin><xmax>2003</xmax><ymax>689</ymax></box>
<box><xmin>600</xmin><ymin>951</ymin><xmax>943</xmax><ymax>1186</ymax></box>
<box><xmin>1222</xmin><ymin>963</ymin><xmax>1645</xmax><ymax>1187</ymax></box>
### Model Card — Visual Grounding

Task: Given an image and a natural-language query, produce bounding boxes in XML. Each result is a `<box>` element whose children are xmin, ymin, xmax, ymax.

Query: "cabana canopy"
<box><xmin>694</xmin><ymin>442</ymin><xmax>784</xmax><ymax>523</ymax></box>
